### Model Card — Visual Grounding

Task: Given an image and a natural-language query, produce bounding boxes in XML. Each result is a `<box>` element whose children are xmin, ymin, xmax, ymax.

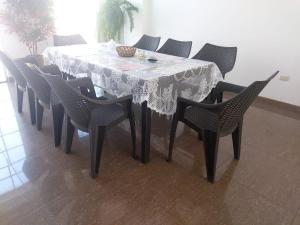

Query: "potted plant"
<box><xmin>97</xmin><ymin>0</ymin><xmax>139</xmax><ymax>42</ymax></box>
<box><xmin>0</xmin><ymin>0</ymin><xmax>55</xmax><ymax>60</ymax></box>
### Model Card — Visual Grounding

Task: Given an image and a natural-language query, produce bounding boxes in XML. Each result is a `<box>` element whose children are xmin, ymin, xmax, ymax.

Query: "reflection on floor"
<box><xmin>0</xmin><ymin>64</ymin><xmax>8</xmax><ymax>83</ymax></box>
<box><xmin>0</xmin><ymin>81</ymin><xmax>300</xmax><ymax>225</ymax></box>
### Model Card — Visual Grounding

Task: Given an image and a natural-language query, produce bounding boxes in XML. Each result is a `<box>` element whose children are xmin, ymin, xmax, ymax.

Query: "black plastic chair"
<box><xmin>133</xmin><ymin>34</ymin><xmax>161</xmax><ymax>51</ymax></box>
<box><xmin>41</xmin><ymin>73</ymin><xmax>136</xmax><ymax>178</ymax></box>
<box><xmin>53</xmin><ymin>34</ymin><xmax>87</xmax><ymax>46</ymax></box>
<box><xmin>0</xmin><ymin>51</ymin><xmax>38</xmax><ymax>123</ymax></box>
<box><xmin>168</xmin><ymin>71</ymin><xmax>279</xmax><ymax>183</ymax></box>
<box><xmin>53</xmin><ymin>34</ymin><xmax>87</xmax><ymax>80</ymax></box>
<box><xmin>193</xmin><ymin>43</ymin><xmax>238</xmax><ymax>103</ymax></box>
<box><xmin>157</xmin><ymin>38</ymin><xmax>192</xmax><ymax>58</ymax></box>
<box><xmin>193</xmin><ymin>43</ymin><xmax>237</xmax><ymax>78</ymax></box>
<box><xmin>15</xmin><ymin>62</ymin><xmax>65</xmax><ymax>147</ymax></box>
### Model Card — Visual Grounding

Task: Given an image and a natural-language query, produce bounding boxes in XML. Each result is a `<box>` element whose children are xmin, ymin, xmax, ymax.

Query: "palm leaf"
<box><xmin>97</xmin><ymin>0</ymin><xmax>138</xmax><ymax>42</ymax></box>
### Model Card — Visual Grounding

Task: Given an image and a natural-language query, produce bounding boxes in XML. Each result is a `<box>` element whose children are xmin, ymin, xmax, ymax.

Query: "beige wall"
<box><xmin>1</xmin><ymin>0</ymin><xmax>299</xmax><ymax>106</ymax></box>
<box><xmin>125</xmin><ymin>0</ymin><xmax>300</xmax><ymax>106</ymax></box>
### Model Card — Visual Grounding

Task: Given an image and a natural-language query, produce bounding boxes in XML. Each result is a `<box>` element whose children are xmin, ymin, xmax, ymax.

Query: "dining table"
<box><xmin>43</xmin><ymin>43</ymin><xmax>223</xmax><ymax>163</ymax></box>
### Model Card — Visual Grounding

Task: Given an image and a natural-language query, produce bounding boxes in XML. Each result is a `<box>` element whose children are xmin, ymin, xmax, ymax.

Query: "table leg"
<box><xmin>141</xmin><ymin>101</ymin><xmax>151</xmax><ymax>163</ymax></box>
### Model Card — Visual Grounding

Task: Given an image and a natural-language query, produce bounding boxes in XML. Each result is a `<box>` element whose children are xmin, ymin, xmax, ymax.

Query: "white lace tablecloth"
<box><xmin>43</xmin><ymin>43</ymin><xmax>223</xmax><ymax>115</ymax></box>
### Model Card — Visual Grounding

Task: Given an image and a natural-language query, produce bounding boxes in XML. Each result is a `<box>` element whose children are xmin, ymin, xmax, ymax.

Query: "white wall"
<box><xmin>125</xmin><ymin>0</ymin><xmax>300</xmax><ymax>106</ymax></box>
<box><xmin>1</xmin><ymin>0</ymin><xmax>299</xmax><ymax>106</ymax></box>
<box><xmin>123</xmin><ymin>0</ymin><xmax>147</xmax><ymax>44</ymax></box>
<box><xmin>54</xmin><ymin>0</ymin><xmax>99</xmax><ymax>43</ymax></box>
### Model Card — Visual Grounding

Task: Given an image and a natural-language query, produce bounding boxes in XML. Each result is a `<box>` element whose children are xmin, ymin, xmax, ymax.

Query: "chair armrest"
<box><xmin>93</xmin><ymin>85</ymin><xmax>116</xmax><ymax>99</ymax></box>
<box><xmin>66</xmin><ymin>77</ymin><xmax>133</xmax><ymax>106</ymax></box>
<box><xmin>86</xmin><ymin>94</ymin><xmax>132</xmax><ymax>106</ymax></box>
<box><xmin>65</xmin><ymin>80</ymin><xmax>132</xmax><ymax>107</ymax></box>
<box><xmin>40</xmin><ymin>65</ymin><xmax>62</xmax><ymax>76</ymax></box>
<box><xmin>67</xmin><ymin>77</ymin><xmax>126</xmax><ymax>102</ymax></box>
<box><xmin>213</xmin><ymin>81</ymin><xmax>246</xmax><ymax>99</ymax></box>
<box><xmin>210</xmin><ymin>81</ymin><xmax>246</xmax><ymax>103</ymax></box>
<box><xmin>176</xmin><ymin>97</ymin><xmax>222</xmax><ymax>120</ymax></box>
<box><xmin>25</xmin><ymin>63</ymin><xmax>62</xmax><ymax>78</ymax></box>
<box><xmin>177</xmin><ymin>97</ymin><xmax>220</xmax><ymax>110</ymax></box>
<box><xmin>67</xmin><ymin>77</ymin><xmax>97</xmax><ymax>98</ymax></box>
<box><xmin>83</xmin><ymin>94</ymin><xmax>133</xmax><ymax>120</ymax></box>
<box><xmin>215</xmin><ymin>81</ymin><xmax>246</xmax><ymax>94</ymax></box>
<box><xmin>15</xmin><ymin>55</ymin><xmax>39</xmax><ymax>65</ymax></box>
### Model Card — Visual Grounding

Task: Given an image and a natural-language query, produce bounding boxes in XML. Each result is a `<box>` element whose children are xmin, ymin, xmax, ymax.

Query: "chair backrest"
<box><xmin>193</xmin><ymin>43</ymin><xmax>237</xmax><ymax>77</ymax></box>
<box><xmin>219</xmin><ymin>72</ymin><xmax>278</xmax><ymax>134</ymax></box>
<box><xmin>32</xmin><ymin>65</ymin><xmax>91</xmax><ymax>128</ymax></box>
<box><xmin>53</xmin><ymin>34</ymin><xmax>87</xmax><ymax>46</ymax></box>
<box><xmin>0</xmin><ymin>51</ymin><xmax>27</xmax><ymax>88</ymax></box>
<box><xmin>157</xmin><ymin>38</ymin><xmax>192</xmax><ymax>58</ymax></box>
<box><xmin>15</xmin><ymin>61</ymin><xmax>51</xmax><ymax>104</ymax></box>
<box><xmin>133</xmin><ymin>34</ymin><xmax>161</xmax><ymax>51</ymax></box>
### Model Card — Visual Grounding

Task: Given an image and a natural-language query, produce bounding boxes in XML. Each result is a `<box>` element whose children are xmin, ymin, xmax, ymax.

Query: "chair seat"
<box><xmin>91</xmin><ymin>104</ymin><xmax>125</xmax><ymax>127</ymax></box>
<box><xmin>184</xmin><ymin>106</ymin><xmax>219</xmax><ymax>132</ymax></box>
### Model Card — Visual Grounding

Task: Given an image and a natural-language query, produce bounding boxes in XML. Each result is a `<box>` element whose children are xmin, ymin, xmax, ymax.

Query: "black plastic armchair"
<box><xmin>193</xmin><ymin>43</ymin><xmax>238</xmax><ymax>103</ymax></box>
<box><xmin>15</xmin><ymin>62</ymin><xmax>64</xmax><ymax>147</ymax></box>
<box><xmin>133</xmin><ymin>34</ymin><xmax>161</xmax><ymax>51</ymax></box>
<box><xmin>168</xmin><ymin>72</ymin><xmax>279</xmax><ymax>183</ymax></box>
<box><xmin>42</xmin><ymin>74</ymin><xmax>136</xmax><ymax>178</ymax></box>
<box><xmin>53</xmin><ymin>34</ymin><xmax>87</xmax><ymax>80</ymax></box>
<box><xmin>193</xmin><ymin>43</ymin><xmax>237</xmax><ymax>78</ymax></box>
<box><xmin>53</xmin><ymin>34</ymin><xmax>87</xmax><ymax>46</ymax></box>
<box><xmin>157</xmin><ymin>38</ymin><xmax>192</xmax><ymax>58</ymax></box>
<box><xmin>0</xmin><ymin>51</ymin><xmax>38</xmax><ymax>123</ymax></box>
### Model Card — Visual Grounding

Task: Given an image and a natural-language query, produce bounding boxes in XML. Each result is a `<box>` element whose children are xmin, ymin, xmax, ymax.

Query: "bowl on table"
<box><xmin>116</xmin><ymin>46</ymin><xmax>136</xmax><ymax>57</ymax></box>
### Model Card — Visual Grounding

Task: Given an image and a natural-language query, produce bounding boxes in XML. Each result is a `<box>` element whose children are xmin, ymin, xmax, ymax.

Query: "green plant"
<box><xmin>97</xmin><ymin>0</ymin><xmax>139</xmax><ymax>42</ymax></box>
<box><xmin>0</xmin><ymin>0</ymin><xmax>55</xmax><ymax>55</ymax></box>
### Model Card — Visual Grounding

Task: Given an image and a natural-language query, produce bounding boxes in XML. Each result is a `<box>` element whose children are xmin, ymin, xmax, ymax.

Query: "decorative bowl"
<box><xmin>116</xmin><ymin>46</ymin><xmax>136</xmax><ymax>57</ymax></box>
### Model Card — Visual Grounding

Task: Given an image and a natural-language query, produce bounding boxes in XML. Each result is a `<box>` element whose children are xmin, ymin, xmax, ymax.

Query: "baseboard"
<box><xmin>225</xmin><ymin>92</ymin><xmax>300</xmax><ymax>120</ymax></box>
<box><xmin>255</xmin><ymin>96</ymin><xmax>299</xmax><ymax>111</ymax></box>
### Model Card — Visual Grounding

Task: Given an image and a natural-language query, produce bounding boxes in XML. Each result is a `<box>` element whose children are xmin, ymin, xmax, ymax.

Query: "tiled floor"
<box><xmin>0</xmin><ymin>81</ymin><xmax>300</xmax><ymax>225</ymax></box>
<box><xmin>0</xmin><ymin>64</ymin><xmax>8</xmax><ymax>83</ymax></box>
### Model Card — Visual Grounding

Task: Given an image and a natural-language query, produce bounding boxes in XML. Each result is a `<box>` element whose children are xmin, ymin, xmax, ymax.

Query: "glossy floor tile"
<box><xmin>292</xmin><ymin>211</ymin><xmax>300</xmax><ymax>225</ymax></box>
<box><xmin>0</xmin><ymin>68</ymin><xmax>7</xmax><ymax>83</ymax></box>
<box><xmin>0</xmin><ymin>81</ymin><xmax>299</xmax><ymax>225</ymax></box>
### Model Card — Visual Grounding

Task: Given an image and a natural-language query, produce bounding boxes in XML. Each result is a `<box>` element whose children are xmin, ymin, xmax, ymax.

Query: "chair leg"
<box><xmin>141</xmin><ymin>101</ymin><xmax>151</xmax><ymax>163</ymax></box>
<box><xmin>35</xmin><ymin>98</ymin><xmax>44</xmax><ymax>130</ymax></box>
<box><xmin>203</xmin><ymin>130</ymin><xmax>220</xmax><ymax>183</ymax></box>
<box><xmin>167</xmin><ymin>113</ymin><xmax>179</xmax><ymax>162</ymax></box>
<box><xmin>205</xmin><ymin>92</ymin><xmax>214</xmax><ymax>104</ymax></box>
<box><xmin>62</xmin><ymin>72</ymin><xmax>68</xmax><ymax>80</ymax></box>
<box><xmin>16</xmin><ymin>86</ymin><xmax>24</xmax><ymax>113</ymax></box>
<box><xmin>51</xmin><ymin>104</ymin><xmax>64</xmax><ymax>147</ymax></box>
<box><xmin>65</xmin><ymin>115</ymin><xmax>75</xmax><ymax>154</ymax></box>
<box><xmin>27</xmin><ymin>88</ymin><xmax>36</xmax><ymax>124</ymax></box>
<box><xmin>90</xmin><ymin>126</ymin><xmax>105</xmax><ymax>178</ymax></box>
<box><xmin>128</xmin><ymin>110</ymin><xmax>136</xmax><ymax>159</ymax></box>
<box><xmin>68</xmin><ymin>74</ymin><xmax>76</xmax><ymax>79</ymax></box>
<box><xmin>232</xmin><ymin>119</ymin><xmax>243</xmax><ymax>160</ymax></box>
<box><xmin>198</xmin><ymin>131</ymin><xmax>203</xmax><ymax>141</ymax></box>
